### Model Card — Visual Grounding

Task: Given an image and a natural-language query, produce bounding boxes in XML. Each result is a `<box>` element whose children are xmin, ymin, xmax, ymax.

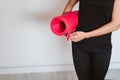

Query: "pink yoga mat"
<box><xmin>50</xmin><ymin>10</ymin><xmax>78</xmax><ymax>41</ymax></box>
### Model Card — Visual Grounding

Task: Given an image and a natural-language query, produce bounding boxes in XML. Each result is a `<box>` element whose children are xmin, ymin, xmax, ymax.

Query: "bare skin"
<box><xmin>63</xmin><ymin>0</ymin><xmax>78</xmax><ymax>14</ymax></box>
<box><xmin>63</xmin><ymin>0</ymin><xmax>120</xmax><ymax>42</ymax></box>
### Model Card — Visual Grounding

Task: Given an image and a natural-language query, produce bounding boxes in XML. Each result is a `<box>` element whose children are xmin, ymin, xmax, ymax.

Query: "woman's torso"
<box><xmin>75</xmin><ymin>0</ymin><xmax>115</xmax><ymax>49</ymax></box>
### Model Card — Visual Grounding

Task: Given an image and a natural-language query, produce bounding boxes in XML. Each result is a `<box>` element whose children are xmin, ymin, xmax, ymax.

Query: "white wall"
<box><xmin>0</xmin><ymin>0</ymin><xmax>120</xmax><ymax>74</ymax></box>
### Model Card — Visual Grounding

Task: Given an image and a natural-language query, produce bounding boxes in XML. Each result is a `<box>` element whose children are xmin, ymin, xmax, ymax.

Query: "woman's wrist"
<box><xmin>63</xmin><ymin>10</ymin><xmax>71</xmax><ymax>14</ymax></box>
<box><xmin>85</xmin><ymin>32</ymin><xmax>92</xmax><ymax>39</ymax></box>
<box><xmin>63</xmin><ymin>7</ymin><xmax>72</xmax><ymax>14</ymax></box>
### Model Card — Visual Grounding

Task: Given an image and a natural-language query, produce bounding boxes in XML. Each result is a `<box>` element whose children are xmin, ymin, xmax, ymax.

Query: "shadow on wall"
<box><xmin>24</xmin><ymin>0</ymin><xmax>67</xmax><ymax>24</ymax></box>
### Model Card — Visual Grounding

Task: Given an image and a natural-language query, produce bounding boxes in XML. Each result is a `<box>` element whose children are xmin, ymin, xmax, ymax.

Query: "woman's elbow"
<box><xmin>111</xmin><ymin>19</ymin><xmax>120</xmax><ymax>31</ymax></box>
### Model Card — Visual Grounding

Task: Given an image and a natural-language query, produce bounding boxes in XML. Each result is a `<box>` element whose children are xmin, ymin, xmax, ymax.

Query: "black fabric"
<box><xmin>76</xmin><ymin>0</ymin><xmax>114</xmax><ymax>48</ymax></box>
<box><xmin>72</xmin><ymin>42</ymin><xmax>112</xmax><ymax>80</ymax></box>
<box><xmin>72</xmin><ymin>0</ymin><xmax>114</xmax><ymax>80</ymax></box>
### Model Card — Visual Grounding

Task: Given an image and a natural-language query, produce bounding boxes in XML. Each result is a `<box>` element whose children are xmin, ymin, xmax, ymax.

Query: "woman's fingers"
<box><xmin>70</xmin><ymin>32</ymin><xmax>77</xmax><ymax>37</ymax></box>
<box><xmin>70</xmin><ymin>31</ymin><xmax>87</xmax><ymax>42</ymax></box>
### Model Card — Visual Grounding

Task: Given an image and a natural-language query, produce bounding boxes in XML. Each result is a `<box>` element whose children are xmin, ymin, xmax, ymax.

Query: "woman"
<box><xmin>63</xmin><ymin>0</ymin><xmax>120</xmax><ymax>80</ymax></box>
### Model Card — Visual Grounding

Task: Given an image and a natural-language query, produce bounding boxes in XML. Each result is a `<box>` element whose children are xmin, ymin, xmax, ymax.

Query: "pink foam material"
<box><xmin>50</xmin><ymin>10</ymin><xmax>78</xmax><ymax>41</ymax></box>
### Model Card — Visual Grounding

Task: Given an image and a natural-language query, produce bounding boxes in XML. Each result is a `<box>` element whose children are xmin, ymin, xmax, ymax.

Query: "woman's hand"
<box><xmin>70</xmin><ymin>0</ymin><xmax>120</xmax><ymax>39</ymax></box>
<box><xmin>70</xmin><ymin>31</ymin><xmax>88</xmax><ymax>42</ymax></box>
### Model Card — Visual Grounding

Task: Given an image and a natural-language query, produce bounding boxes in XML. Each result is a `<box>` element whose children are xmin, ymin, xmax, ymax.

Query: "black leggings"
<box><xmin>72</xmin><ymin>42</ymin><xmax>112</xmax><ymax>80</ymax></box>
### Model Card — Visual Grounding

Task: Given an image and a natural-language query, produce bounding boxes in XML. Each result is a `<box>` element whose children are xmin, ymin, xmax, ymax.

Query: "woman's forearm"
<box><xmin>70</xmin><ymin>0</ymin><xmax>120</xmax><ymax>42</ymax></box>
<box><xmin>63</xmin><ymin>0</ymin><xmax>78</xmax><ymax>14</ymax></box>
<box><xmin>86</xmin><ymin>0</ymin><xmax>120</xmax><ymax>38</ymax></box>
<box><xmin>86</xmin><ymin>21</ymin><xmax>120</xmax><ymax>38</ymax></box>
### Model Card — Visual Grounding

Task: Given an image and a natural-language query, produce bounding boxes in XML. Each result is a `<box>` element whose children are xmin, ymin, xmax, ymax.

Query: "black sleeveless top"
<box><xmin>76</xmin><ymin>0</ymin><xmax>115</xmax><ymax>49</ymax></box>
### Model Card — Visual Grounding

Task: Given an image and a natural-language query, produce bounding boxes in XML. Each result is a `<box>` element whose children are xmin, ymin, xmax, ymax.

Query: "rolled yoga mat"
<box><xmin>50</xmin><ymin>10</ymin><xmax>78</xmax><ymax>41</ymax></box>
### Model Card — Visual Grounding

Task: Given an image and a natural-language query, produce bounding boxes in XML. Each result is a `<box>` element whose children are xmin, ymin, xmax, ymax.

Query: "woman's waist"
<box><xmin>76</xmin><ymin>21</ymin><xmax>109</xmax><ymax>32</ymax></box>
<box><xmin>79</xmin><ymin>33</ymin><xmax>112</xmax><ymax>48</ymax></box>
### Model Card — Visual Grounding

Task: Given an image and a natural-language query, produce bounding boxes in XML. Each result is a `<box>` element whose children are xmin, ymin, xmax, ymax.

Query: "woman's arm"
<box><xmin>85</xmin><ymin>0</ymin><xmax>120</xmax><ymax>38</ymax></box>
<box><xmin>63</xmin><ymin>0</ymin><xmax>78</xmax><ymax>14</ymax></box>
<box><xmin>70</xmin><ymin>0</ymin><xmax>120</xmax><ymax>42</ymax></box>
